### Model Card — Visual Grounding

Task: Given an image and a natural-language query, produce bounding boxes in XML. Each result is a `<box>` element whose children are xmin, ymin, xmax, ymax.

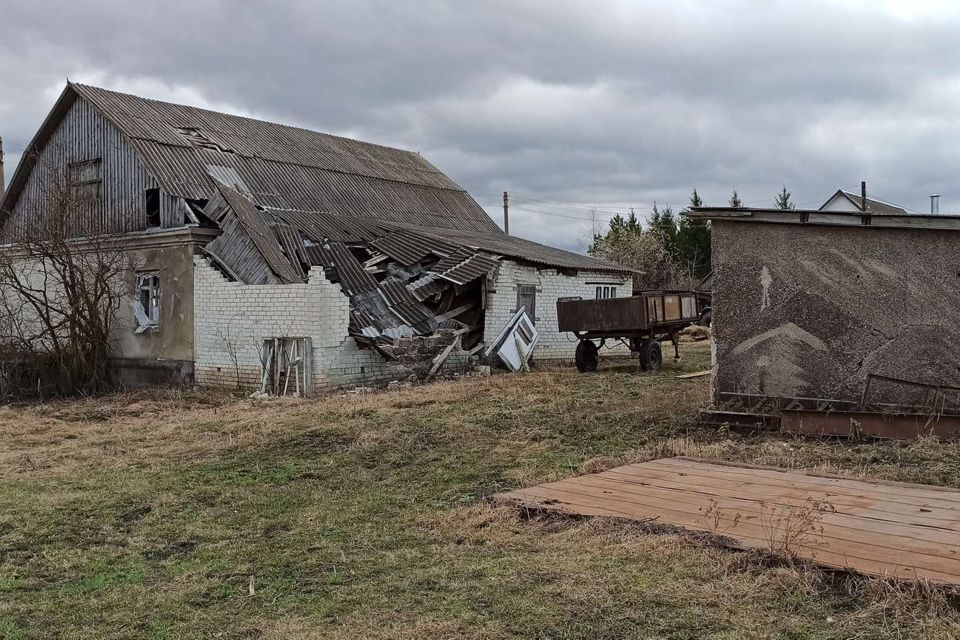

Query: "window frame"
<box><xmin>68</xmin><ymin>158</ymin><xmax>103</xmax><ymax>203</ymax></box>
<box><xmin>516</xmin><ymin>284</ymin><xmax>537</xmax><ymax>323</ymax></box>
<box><xmin>134</xmin><ymin>272</ymin><xmax>161</xmax><ymax>331</ymax></box>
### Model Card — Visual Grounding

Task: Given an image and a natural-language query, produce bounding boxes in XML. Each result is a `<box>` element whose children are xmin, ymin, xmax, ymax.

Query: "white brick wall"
<box><xmin>484</xmin><ymin>261</ymin><xmax>633</xmax><ymax>359</ymax></box>
<box><xmin>194</xmin><ymin>257</ymin><xmax>453</xmax><ymax>392</ymax></box>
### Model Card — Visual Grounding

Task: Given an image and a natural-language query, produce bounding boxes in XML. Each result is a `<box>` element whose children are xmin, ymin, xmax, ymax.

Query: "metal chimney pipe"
<box><xmin>930</xmin><ymin>194</ymin><xmax>941</xmax><ymax>215</ymax></box>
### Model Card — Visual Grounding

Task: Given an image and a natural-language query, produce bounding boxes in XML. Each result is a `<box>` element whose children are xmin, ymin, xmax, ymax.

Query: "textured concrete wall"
<box><xmin>486</xmin><ymin>262</ymin><xmax>633</xmax><ymax>359</ymax></box>
<box><xmin>193</xmin><ymin>258</ymin><xmax>466</xmax><ymax>392</ymax></box>
<box><xmin>0</xmin><ymin>238</ymin><xmax>199</xmax><ymax>386</ymax></box>
<box><xmin>712</xmin><ymin>220</ymin><xmax>960</xmax><ymax>404</ymax></box>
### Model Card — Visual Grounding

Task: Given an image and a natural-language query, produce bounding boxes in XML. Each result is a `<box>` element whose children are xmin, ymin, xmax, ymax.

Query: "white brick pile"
<box><xmin>484</xmin><ymin>262</ymin><xmax>633</xmax><ymax>359</ymax></box>
<box><xmin>194</xmin><ymin>257</ymin><xmax>466</xmax><ymax>392</ymax></box>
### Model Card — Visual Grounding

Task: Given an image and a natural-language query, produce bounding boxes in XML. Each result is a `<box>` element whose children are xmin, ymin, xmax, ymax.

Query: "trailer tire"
<box><xmin>638</xmin><ymin>340</ymin><xmax>663</xmax><ymax>372</ymax></box>
<box><xmin>575</xmin><ymin>340</ymin><xmax>599</xmax><ymax>373</ymax></box>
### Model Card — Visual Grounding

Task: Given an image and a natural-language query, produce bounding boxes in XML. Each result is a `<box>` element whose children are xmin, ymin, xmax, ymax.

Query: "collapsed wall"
<box><xmin>193</xmin><ymin>258</ymin><xmax>470</xmax><ymax>391</ymax></box>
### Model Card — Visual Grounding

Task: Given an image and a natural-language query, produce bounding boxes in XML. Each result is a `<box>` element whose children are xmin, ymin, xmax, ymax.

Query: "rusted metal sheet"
<box><xmin>557</xmin><ymin>292</ymin><xmax>700</xmax><ymax>334</ymax></box>
<box><xmin>781</xmin><ymin>410</ymin><xmax>960</xmax><ymax>440</ymax></box>
<box><xmin>557</xmin><ymin>296</ymin><xmax>647</xmax><ymax>333</ymax></box>
<box><xmin>497</xmin><ymin>457</ymin><xmax>960</xmax><ymax>585</ymax></box>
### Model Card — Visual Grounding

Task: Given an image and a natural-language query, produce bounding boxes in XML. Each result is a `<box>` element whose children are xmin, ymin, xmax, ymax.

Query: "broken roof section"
<box><xmin>201</xmin><ymin>180</ymin><xmax>496</xmax><ymax>351</ymax></box>
<box><xmin>200</xmin><ymin>179</ymin><xmax>628</xmax><ymax>355</ymax></box>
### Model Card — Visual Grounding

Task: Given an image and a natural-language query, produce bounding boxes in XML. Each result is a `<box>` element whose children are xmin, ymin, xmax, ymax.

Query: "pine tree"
<box><xmin>648</xmin><ymin>202</ymin><xmax>678</xmax><ymax>254</ymax></box>
<box><xmin>689</xmin><ymin>188</ymin><xmax>703</xmax><ymax>209</ymax></box>
<box><xmin>775</xmin><ymin>186</ymin><xmax>795</xmax><ymax>210</ymax></box>
<box><xmin>729</xmin><ymin>189</ymin><xmax>743</xmax><ymax>208</ymax></box>
<box><xmin>677</xmin><ymin>189</ymin><xmax>711</xmax><ymax>280</ymax></box>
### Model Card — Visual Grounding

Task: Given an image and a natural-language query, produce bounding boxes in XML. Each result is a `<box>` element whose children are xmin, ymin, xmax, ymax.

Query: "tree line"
<box><xmin>588</xmin><ymin>186</ymin><xmax>795</xmax><ymax>290</ymax></box>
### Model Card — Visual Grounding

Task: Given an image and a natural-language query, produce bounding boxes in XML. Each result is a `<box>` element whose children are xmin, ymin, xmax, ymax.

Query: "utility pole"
<box><xmin>502</xmin><ymin>191</ymin><xmax>509</xmax><ymax>234</ymax></box>
<box><xmin>860</xmin><ymin>180</ymin><xmax>867</xmax><ymax>212</ymax></box>
<box><xmin>0</xmin><ymin>137</ymin><xmax>5</xmax><ymax>202</ymax></box>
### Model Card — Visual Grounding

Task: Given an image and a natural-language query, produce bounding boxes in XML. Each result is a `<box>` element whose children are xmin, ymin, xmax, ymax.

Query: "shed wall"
<box><xmin>485</xmin><ymin>261</ymin><xmax>633</xmax><ymax>359</ymax></box>
<box><xmin>712</xmin><ymin>220</ymin><xmax>960</xmax><ymax>404</ymax></box>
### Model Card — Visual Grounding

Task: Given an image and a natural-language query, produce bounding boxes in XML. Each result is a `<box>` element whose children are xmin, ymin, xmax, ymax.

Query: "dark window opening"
<box><xmin>145</xmin><ymin>188</ymin><xmax>161</xmax><ymax>227</ymax></box>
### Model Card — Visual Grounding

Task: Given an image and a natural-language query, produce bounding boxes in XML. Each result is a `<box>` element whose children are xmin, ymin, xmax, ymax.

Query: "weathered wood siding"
<box><xmin>4</xmin><ymin>97</ymin><xmax>173</xmax><ymax>237</ymax></box>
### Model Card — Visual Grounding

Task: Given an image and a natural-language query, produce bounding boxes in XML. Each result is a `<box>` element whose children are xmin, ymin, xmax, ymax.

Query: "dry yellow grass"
<box><xmin>2</xmin><ymin>344</ymin><xmax>960</xmax><ymax>638</ymax></box>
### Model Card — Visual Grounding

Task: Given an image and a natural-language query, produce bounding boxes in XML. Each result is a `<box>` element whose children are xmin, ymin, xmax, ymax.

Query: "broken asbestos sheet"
<box><xmin>198</xmin><ymin>179</ymin><xmax>498</xmax><ymax>362</ymax></box>
<box><xmin>497</xmin><ymin>457</ymin><xmax>960</xmax><ymax>584</ymax></box>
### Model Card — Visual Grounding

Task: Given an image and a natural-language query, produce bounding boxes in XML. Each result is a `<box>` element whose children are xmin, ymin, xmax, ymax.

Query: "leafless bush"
<box><xmin>759</xmin><ymin>497</ymin><xmax>835</xmax><ymax>561</ymax></box>
<box><xmin>0</xmin><ymin>155</ymin><xmax>134</xmax><ymax>397</ymax></box>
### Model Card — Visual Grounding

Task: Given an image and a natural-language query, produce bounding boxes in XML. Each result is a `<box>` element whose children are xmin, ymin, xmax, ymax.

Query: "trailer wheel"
<box><xmin>638</xmin><ymin>340</ymin><xmax>663</xmax><ymax>372</ymax></box>
<box><xmin>575</xmin><ymin>340</ymin><xmax>599</xmax><ymax>373</ymax></box>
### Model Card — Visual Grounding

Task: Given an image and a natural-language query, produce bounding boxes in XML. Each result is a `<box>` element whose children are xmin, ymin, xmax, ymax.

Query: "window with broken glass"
<box><xmin>134</xmin><ymin>273</ymin><xmax>161</xmax><ymax>332</ymax></box>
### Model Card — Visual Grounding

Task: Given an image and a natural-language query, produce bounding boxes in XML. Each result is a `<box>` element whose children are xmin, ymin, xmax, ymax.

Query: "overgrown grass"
<box><xmin>1</xmin><ymin>343</ymin><xmax>959</xmax><ymax>638</ymax></box>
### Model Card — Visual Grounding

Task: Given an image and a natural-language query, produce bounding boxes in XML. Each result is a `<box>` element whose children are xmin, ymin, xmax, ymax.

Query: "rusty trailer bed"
<box><xmin>557</xmin><ymin>291</ymin><xmax>701</xmax><ymax>372</ymax></box>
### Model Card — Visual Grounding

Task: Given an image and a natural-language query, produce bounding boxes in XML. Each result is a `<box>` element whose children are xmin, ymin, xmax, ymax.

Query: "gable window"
<box><xmin>68</xmin><ymin>159</ymin><xmax>103</xmax><ymax>202</ymax></box>
<box><xmin>516</xmin><ymin>284</ymin><xmax>537</xmax><ymax>324</ymax></box>
<box><xmin>595</xmin><ymin>285</ymin><xmax>617</xmax><ymax>299</ymax></box>
<box><xmin>133</xmin><ymin>273</ymin><xmax>160</xmax><ymax>333</ymax></box>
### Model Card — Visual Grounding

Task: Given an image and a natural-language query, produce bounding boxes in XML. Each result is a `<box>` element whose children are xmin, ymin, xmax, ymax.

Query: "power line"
<box><xmin>508</xmin><ymin>205</ymin><xmax>619</xmax><ymax>222</ymax></box>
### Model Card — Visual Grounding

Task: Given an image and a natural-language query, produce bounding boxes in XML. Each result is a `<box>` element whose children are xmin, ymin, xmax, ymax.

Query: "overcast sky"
<box><xmin>2</xmin><ymin>0</ymin><xmax>960</xmax><ymax>251</ymax></box>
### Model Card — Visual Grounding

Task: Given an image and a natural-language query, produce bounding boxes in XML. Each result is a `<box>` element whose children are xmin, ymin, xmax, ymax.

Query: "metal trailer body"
<box><xmin>556</xmin><ymin>291</ymin><xmax>701</xmax><ymax>372</ymax></box>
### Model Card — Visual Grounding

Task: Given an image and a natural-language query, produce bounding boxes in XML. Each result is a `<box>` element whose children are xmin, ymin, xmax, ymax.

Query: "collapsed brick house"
<box><xmin>0</xmin><ymin>83</ymin><xmax>631</xmax><ymax>391</ymax></box>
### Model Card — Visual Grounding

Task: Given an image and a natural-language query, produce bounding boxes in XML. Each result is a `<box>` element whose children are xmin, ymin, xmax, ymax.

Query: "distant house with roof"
<box><xmin>0</xmin><ymin>82</ymin><xmax>632</xmax><ymax>391</ymax></box>
<box><xmin>819</xmin><ymin>189</ymin><xmax>908</xmax><ymax>216</ymax></box>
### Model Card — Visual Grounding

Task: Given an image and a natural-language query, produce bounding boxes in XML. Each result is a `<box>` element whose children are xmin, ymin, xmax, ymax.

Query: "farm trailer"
<box><xmin>557</xmin><ymin>291</ymin><xmax>702</xmax><ymax>372</ymax></box>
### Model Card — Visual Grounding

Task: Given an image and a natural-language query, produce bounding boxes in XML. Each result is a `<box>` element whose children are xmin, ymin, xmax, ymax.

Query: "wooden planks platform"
<box><xmin>496</xmin><ymin>457</ymin><xmax>960</xmax><ymax>584</ymax></box>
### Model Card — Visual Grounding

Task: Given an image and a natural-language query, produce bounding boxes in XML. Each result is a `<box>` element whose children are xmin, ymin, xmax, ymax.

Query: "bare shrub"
<box><xmin>759</xmin><ymin>497</ymin><xmax>835</xmax><ymax>561</ymax></box>
<box><xmin>0</xmin><ymin>153</ymin><xmax>134</xmax><ymax>397</ymax></box>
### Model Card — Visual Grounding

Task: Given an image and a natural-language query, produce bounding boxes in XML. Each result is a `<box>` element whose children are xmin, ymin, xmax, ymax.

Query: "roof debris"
<box><xmin>200</xmin><ymin>182</ymin><xmax>498</xmax><ymax>357</ymax></box>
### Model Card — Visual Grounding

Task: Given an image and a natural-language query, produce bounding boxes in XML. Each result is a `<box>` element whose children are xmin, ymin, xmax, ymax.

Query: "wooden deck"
<box><xmin>496</xmin><ymin>457</ymin><xmax>960</xmax><ymax>584</ymax></box>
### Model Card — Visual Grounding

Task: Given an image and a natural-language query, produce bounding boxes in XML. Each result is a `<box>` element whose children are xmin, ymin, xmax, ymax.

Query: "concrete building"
<box><xmin>688</xmin><ymin>207</ymin><xmax>960</xmax><ymax>408</ymax></box>
<box><xmin>0</xmin><ymin>83</ymin><xmax>631</xmax><ymax>392</ymax></box>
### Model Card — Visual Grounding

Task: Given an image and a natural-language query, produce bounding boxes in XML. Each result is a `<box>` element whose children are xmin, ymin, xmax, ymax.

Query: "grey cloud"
<box><xmin>3</xmin><ymin>1</ymin><xmax>960</xmax><ymax>249</ymax></box>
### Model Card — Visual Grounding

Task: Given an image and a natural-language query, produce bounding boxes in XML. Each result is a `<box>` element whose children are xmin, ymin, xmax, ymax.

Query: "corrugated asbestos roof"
<box><xmin>68</xmin><ymin>83</ymin><xmax>501</xmax><ymax>233</ymax></box>
<box><xmin>2</xmin><ymin>82</ymin><xmax>630</xmax><ymax>276</ymax></box>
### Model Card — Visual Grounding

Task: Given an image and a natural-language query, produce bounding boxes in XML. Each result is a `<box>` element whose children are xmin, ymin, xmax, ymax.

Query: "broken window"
<box><xmin>68</xmin><ymin>158</ymin><xmax>103</xmax><ymax>202</ymax></box>
<box><xmin>145</xmin><ymin>188</ymin><xmax>161</xmax><ymax>227</ymax></box>
<box><xmin>516</xmin><ymin>285</ymin><xmax>537</xmax><ymax>323</ymax></box>
<box><xmin>595</xmin><ymin>285</ymin><xmax>617</xmax><ymax>299</ymax></box>
<box><xmin>133</xmin><ymin>273</ymin><xmax>160</xmax><ymax>333</ymax></box>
